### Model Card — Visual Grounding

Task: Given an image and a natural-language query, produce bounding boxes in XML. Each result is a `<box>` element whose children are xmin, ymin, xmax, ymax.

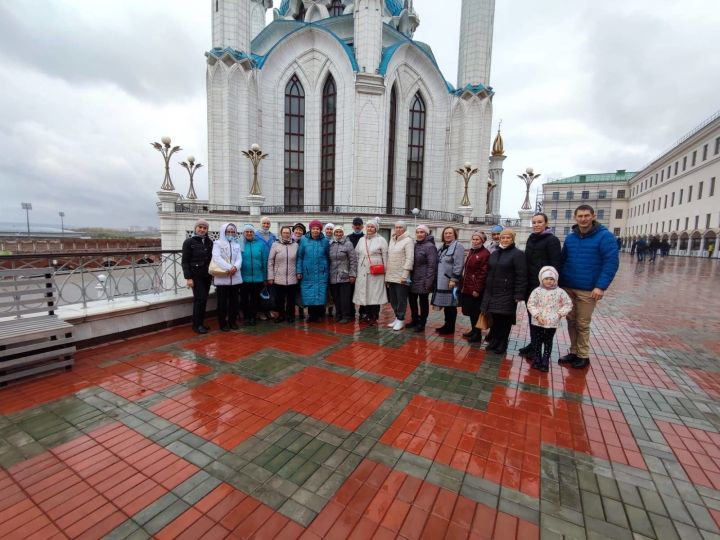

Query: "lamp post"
<box><xmin>179</xmin><ymin>156</ymin><xmax>203</xmax><ymax>200</ymax></box>
<box><xmin>21</xmin><ymin>202</ymin><xmax>32</xmax><ymax>237</ymax></box>
<box><xmin>150</xmin><ymin>136</ymin><xmax>182</xmax><ymax>191</ymax></box>
<box><xmin>455</xmin><ymin>162</ymin><xmax>479</xmax><ymax>207</ymax></box>
<box><xmin>411</xmin><ymin>207</ymin><xmax>420</xmax><ymax>227</ymax></box>
<box><xmin>517</xmin><ymin>167</ymin><xmax>541</xmax><ymax>210</ymax></box>
<box><xmin>241</xmin><ymin>143</ymin><xmax>269</xmax><ymax>196</ymax></box>
<box><xmin>59</xmin><ymin>211</ymin><xmax>65</xmax><ymax>236</ymax></box>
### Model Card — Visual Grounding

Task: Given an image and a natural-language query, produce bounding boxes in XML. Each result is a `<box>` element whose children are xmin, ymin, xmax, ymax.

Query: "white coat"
<box><xmin>385</xmin><ymin>231</ymin><xmax>414</xmax><ymax>284</ymax></box>
<box><xmin>211</xmin><ymin>223</ymin><xmax>243</xmax><ymax>286</ymax></box>
<box><xmin>353</xmin><ymin>233</ymin><xmax>388</xmax><ymax>306</ymax></box>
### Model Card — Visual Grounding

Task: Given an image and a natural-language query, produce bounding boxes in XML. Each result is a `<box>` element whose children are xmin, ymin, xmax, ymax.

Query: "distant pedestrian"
<box><xmin>181</xmin><ymin>218</ymin><xmax>213</xmax><ymax>334</ymax></box>
<box><xmin>708</xmin><ymin>243</ymin><xmax>715</xmax><ymax>259</ymax></box>
<box><xmin>268</xmin><ymin>226</ymin><xmax>299</xmax><ymax>323</ymax></box>
<box><xmin>460</xmin><ymin>231</ymin><xmax>490</xmax><ymax>343</ymax></box>
<box><xmin>660</xmin><ymin>239</ymin><xmax>671</xmax><ymax>257</ymax></box>
<box><xmin>558</xmin><ymin>205</ymin><xmax>619</xmax><ymax>369</ymax></box>
<box><xmin>385</xmin><ymin>221</ymin><xmax>414</xmax><ymax>331</ymax></box>
<box><xmin>211</xmin><ymin>223</ymin><xmax>242</xmax><ymax>331</ymax></box>
<box><xmin>526</xmin><ymin>266</ymin><xmax>573</xmax><ymax>372</ymax></box>
<box><xmin>407</xmin><ymin>225</ymin><xmax>437</xmax><ymax>333</ymax></box>
<box><xmin>636</xmin><ymin>238</ymin><xmax>647</xmax><ymax>262</ymax></box>
<box><xmin>649</xmin><ymin>236</ymin><xmax>660</xmax><ymax>262</ymax></box>
<box><xmin>328</xmin><ymin>225</ymin><xmax>358</xmax><ymax>323</ymax></box>
<box><xmin>630</xmin><ymin>239</ymin><xmax>637</xmax><ymax>256</ymax></box>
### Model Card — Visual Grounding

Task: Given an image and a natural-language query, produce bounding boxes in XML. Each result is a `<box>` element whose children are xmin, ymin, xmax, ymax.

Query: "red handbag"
<box><xmin>365</xmin><ymin>238</ymin><xmax>385</xmax><ymax>275</ymax></box>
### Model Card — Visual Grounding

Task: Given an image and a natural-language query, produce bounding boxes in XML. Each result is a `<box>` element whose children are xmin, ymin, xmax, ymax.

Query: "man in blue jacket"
<box><xmin>559</xmin><ymin>205</ymin><xmax>619</xmax><ymax>369</ymax></box>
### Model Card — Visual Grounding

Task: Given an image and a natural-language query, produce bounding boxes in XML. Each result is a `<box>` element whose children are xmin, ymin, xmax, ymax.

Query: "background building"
<box><xmin>541</xmin><ymin>170</ymin><xmax>635</xmax><ymax>243</ymax></box>
<box><xmin>625</xmin><ymin>111</ymin><xmax>720</xmax><ymax>258</ymax></box>
<box><xmin>158</xmin><ymin>0</ymin><xmax>509</xmax><ymax>250</ymax></box>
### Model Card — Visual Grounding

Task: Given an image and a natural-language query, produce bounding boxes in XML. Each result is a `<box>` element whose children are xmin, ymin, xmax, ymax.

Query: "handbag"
<box><xmin>365</xmin><ymin>238</ymin><xmax>385</xmax><ymax>275</ymax></box>
<box><xmin>475</xmin><ymin>312</ymin><xmax>492</xmax><ymax>330</ymax></box>
<box><xmin>208</xmin><ymin>260</ymin><xmax>229</xmax><ymax>277</ymax></box>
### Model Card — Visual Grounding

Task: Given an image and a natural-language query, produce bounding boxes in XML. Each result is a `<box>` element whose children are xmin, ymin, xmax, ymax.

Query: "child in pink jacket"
<box><xmin>526</xmin><ymin>266</ymin><xmax>573</xmax><ymax>372</ymax></box>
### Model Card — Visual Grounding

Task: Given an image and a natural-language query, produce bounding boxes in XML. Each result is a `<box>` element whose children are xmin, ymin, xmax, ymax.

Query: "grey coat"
<box><xmin>328</xmin><ymin>237</ymin><xmax>358</xmax><ymax>284</ymax></box>
<box><xmin>410</xmin><ymin>235</ymin><xmax>438</xmax><ymax>294</ymax></box>
<box><xmin>431</xmin><ymin>240</ymin><xmax>465</xmax><ymax>307</ymax></box>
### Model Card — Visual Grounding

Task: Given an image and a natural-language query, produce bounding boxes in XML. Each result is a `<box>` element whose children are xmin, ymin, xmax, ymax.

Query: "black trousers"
<box><xmin>387</xmin><ymin>283</ymin><xmax>409</xmax><ymax>320</ymax></box>
<box><xmin>191</xmin><ymin>274</ymin><xmax>212</xmax><ymax>329</ymax></box>
<box><xmin>331</xmin><ymin>282</ymin><xmax>353</xmax><ymax>320</ymax></box>
<box><xmin>216</xmin><ymin>284</ymin><xmax>240</xmax><ymax>327</ymax></box>
<box><xmin>274</xmin><ymin>284</ymin><xmax>297</xmax><ymax>318</ymax></box>
<box><xmin>408</xmin><ymin>292</ymin><xmax>429</xmax><ymax>321</ymax></box>
<box><xmin>530</xmin><ymin>324</ymin><xmax>556</xmax><ymax>366</ymax></box>
<box><xmin>490</xmin><ymin>313</ymin><xmax>514</xmax><ymax>346</ymax></box>
<box><xmin>307</xmin><ymin>305</ymin><xmax>325</xmax><ymax>320</ymax></box>
<box><xmin>444</xmin><ymin>306</ymin><xmax>458</xmax><ymax>329</ymax></box>
<box><xmin>365</xmin><ymin>305</ymin><xmax>381</xmax><ymax>321</ymax></box>
<box><xmin>240</xmin><ymin>282</ymin><xmax>264</xmax><ymax>320</ymax></box>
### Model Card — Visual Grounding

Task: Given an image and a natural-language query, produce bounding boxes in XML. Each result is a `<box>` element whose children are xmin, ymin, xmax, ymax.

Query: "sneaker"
<box><xmin>571</xmin><ymin>357</ymin><xmax>590</xmax><ymax>369</ymax></box>
<box><xmin>392</xmin><ymin>320</ymin><xmax>405</xmax><ymax>331</ymax></box>
<box><xmin>558</xmin><ymin>353</ymin><xmax>577</xmax><ymax>365</ymax></box>
<box><xmin>387</xmin><ymin>318</ymin><xmax>399</xmax><ymax>328</ymax></box>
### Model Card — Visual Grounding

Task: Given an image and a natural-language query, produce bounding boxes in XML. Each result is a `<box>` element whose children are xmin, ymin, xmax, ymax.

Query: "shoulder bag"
<box><xmin>366</xmin><ymin>238</ymin><xmax>385</xmax><ymax>275</ymax></box>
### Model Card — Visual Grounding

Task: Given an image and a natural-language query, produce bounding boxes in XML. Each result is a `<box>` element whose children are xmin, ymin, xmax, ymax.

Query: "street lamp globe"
<box><xmin>160</xmin><ymin>136</ymin><xmax>171</xmax><ymax>145</ymax></box>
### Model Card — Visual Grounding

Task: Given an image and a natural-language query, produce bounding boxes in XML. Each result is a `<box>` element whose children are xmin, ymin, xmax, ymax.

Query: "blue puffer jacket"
<box><xmin>560</xmin><ymin>222</ymin><xmax>619</xmax><ymax>291</ymax></box>
<box><xmin>296</xmin><ymin>235</ymin><xmax>329</xmax><ymax>306</ymax></box>
<box><xmin>241</xmin><ymin>238</ymin><xmax>268</xmax><ymax>283</ymax></box>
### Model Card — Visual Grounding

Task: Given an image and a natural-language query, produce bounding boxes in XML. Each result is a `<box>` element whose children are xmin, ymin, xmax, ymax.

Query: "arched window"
<box><xmin>406</xmin><ymin>92</ymin><xmax>426</xmax><ymax>211</ymax></box>
<box><xmin>284</xmin><ymin>75</ymin><xmax>305</xmax><ymax>210</ymax></box>
<box><xmin>386</xmin><ymin>85</ymin><xmax>397</xmax><ymax>213</ymax></box>
<box><xmin>329</xmin><ymin>0</ymin><xmax>345</xmax><ymax>16</ymax></box>
<box><xmin>320</xmin><ymin>75</ymin><xmax>336</xmax><ymax>211</ymax></box>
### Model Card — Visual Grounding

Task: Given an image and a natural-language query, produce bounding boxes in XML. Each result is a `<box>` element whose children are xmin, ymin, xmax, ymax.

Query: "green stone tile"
<box><xmin>289</xmin><ymin>459</ymin><xmax>321</xmax><ymax>486</ymax></box>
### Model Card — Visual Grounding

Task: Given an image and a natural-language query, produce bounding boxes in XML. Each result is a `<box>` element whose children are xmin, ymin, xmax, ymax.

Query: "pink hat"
<box><xmin>309</xmin><ymin>219</ymin><xmax>323</xmax><ymax>229</ymax></box>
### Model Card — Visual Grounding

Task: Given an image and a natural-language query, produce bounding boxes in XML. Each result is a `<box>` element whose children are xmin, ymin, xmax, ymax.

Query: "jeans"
<box><xmin>190</xmin><ymin>274</ymin><xmax>211</xmax><ymax>329</ymax></box>
<box><xmin>408</xmin><ymin>292</ymin><xmax>429</xmax><ymax>321</ymax></box>
<box><xmin>386</xmin><ymin>282</ymin><xmax>409</xmax><ymax>320</ymax></box>
<box><xmin>216</xmin><ymin>284</ymin><xmax>240</xmax><ymax>327</ymax></box>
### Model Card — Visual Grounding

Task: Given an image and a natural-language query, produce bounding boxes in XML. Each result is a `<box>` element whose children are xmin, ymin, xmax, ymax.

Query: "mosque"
<box><xmin>158</xmin><ymin>0</ymin><xmax>508</xmax><ymax>247</ymax></box>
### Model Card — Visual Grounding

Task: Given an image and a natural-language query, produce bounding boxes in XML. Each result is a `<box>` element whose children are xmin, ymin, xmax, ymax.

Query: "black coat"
<box><xmin>481</xmin><ymin>244</ymin><xmax>528</xmax><ymax>316</ymax></box>
<box><xmin>524</xmin><ymin>231</ymin><xmax>562</xmax><ymax>296</ymax></box>
<box><xmin>181</xmin><ymin>235</ymin><xmax>213</xmax><ymax>279</ymax></box>
<box><xmin>410</xmin><ymin>235</ymin><xmax>438</xmax><ymax>294</ymax></box>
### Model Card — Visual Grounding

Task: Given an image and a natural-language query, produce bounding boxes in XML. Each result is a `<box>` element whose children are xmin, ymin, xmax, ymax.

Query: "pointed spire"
<box><xmin>492</xmin><ymin>122</ymin><xmax>504</xmax><ymax>156</ymax></box>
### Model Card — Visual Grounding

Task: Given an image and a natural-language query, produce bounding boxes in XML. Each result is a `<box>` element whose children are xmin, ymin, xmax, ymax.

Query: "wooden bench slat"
<box><xmin>0</xmin><ymin>318</ymin><xmax>73</xmax><ymax>342</ymax></box>
<box><xmin>0</xmin><ymin>359</ymin><xmax>74</xmax><ymax>384</ymax></box>
<box><xmin>0</xmin><ymin>268</ymin><xmax>54</xmax><ymax>277</ymax></box>
<box><xmin>0</xmin><ymin>336</ymin><xmax>76</xmax><ymax>358</ymax></box>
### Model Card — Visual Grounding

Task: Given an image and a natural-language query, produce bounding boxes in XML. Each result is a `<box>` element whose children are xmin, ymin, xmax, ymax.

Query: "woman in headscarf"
<box><xmin>240</xmin><ymin>224</ymin><xmax>268</xmax><ymax>326</ymax></box>
<box><xmin>211</xmin><ymin>223</ymin><xmax>243</xmax><ymax>331</ymax></box>
<box><xmin>480</xmin><ymin>229</ymin><xmax>528</xmax><ymax>354</ymax></box>
<box><xmin>431</xmin><ymin>226</ymin><xmax>465</xmax><ymax>335</ymax></box>
<box><xmin>255</xmin><ymin>216</ymin><xmax>277</xmax><ymax>321</ymax></box>
<box><xmin>408</xmin><ymin>224</ymin><xmax>437</xmax><ymax>333</ymax></box>
<box><xmin>460</xmin><ymin>231</ymin><xmax>490</xmax><ymax>342</ymax></box>
<box><xmin>181</xmin><ymin>218</ymin><xmax>214</xmax><ymax>334</ymax></box>
<box><xmin>328</xmin><ymin>224</ymin><xmax>358</xmax><ymax>323</ymax></box>
<box><xmin>268</xmin><ymin>225</ymin><xmax>299</xmax><ymax>323</ymax></box>
<box><xmin>353</xmin><ymin>217</ymin><xmax>388</xmax><ymax>326</ymax></box>
<box><xmin>385</xmin><ymin>220</ymin><xmax>414</xmax><ymax>331</ymax></box>
<box><xmin>296</xmin><ymin>219</ymin><xmax>330</xmax><ymax>322</ymax></box>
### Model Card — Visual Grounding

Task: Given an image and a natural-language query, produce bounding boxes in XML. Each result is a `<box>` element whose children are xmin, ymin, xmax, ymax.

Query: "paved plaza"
<box><xmin>1</xmin><ymin>254</ymin><xmax>719</xmax><ymax>539</ymax></box>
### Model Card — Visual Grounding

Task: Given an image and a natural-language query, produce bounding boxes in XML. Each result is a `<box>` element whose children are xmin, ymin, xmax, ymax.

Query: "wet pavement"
<box><xmin>1</xmin><ymin>254</ymin><xmax>719</xmax><ymax>539</ymax></box>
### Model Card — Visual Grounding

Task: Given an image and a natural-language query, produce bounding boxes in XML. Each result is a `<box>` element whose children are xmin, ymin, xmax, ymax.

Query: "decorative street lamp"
<box><xmin>59</xmin><ymin>211</ymin><xmax>65</xmax><ymax>236</ymax></box>
<box><xmin>517</xmin><ymin>167</ymin><xmax>541</xmax><ymax>210</ymax></box>
<box><xmin>411</xmin><ymin>207</ymin><xmax>420</xmax><ymax>227</ymax></box>
<box><xmin>150</xmin><ymin>136</ymin><xmax>182</xmax><ymax>191</ymax></box>
<box><xmin>21</xmin><ymin>202</ymin><xmax>32</xmax><ymax>237</ymax></box>
<box><xmin>455</xmin><ymin>162</ymin><xmax>478</xmax><ymax>207</ymax></box>
<box><xmin>241</xmin><ymin>144</ymin><xmax>269</xmax><ymax>196</ymax></box>
<box><xmin>486</xmin><ymin>178</ymin><xmax>497</xmax><ymax>215</ymax></box>
<box><xmin>179</xmin><ymin>156</ymin><xmax>203</xmax><ymax>200</ymax></box>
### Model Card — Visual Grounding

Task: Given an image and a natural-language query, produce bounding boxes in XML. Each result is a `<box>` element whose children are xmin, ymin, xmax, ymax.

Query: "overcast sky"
<box><xmin>0</xmin><ymin>0</ymin><xmax>718</xmax><ymax>228</ymax></box>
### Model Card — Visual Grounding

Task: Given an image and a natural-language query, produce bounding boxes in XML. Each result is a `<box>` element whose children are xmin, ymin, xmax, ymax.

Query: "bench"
<box><xmin>0</xmin><ymin>268</ymin><xmax>75</xmax><ymax>384</ymax></box>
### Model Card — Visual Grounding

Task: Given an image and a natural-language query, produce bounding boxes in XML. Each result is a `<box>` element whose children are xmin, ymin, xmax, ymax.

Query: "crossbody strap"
<box><xmin>365</xmin><ymin>237</ymin><xmax>384</xmax><ymax>265</ymax></box>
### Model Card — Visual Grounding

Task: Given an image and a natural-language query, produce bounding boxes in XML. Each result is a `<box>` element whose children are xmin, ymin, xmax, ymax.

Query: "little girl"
<box><xmin>526</xmin><ymin>266</ymin><xmax>573</xmax><ymax>372</ymax></box>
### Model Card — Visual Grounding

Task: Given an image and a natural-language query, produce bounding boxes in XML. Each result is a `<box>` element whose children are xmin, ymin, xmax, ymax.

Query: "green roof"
<box><xmin>546</xmin><ymin>170</ymin><xmax>637</xmax><ymax>185</ymax></box>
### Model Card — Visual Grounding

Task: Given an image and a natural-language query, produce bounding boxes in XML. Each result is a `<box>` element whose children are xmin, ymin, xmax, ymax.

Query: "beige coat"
<box><xmin>385</xmin><ymin>231</ymin><xmax>414</xmax><ymax>284</ymax></box>
<box><xmin>353</xmin><ymin>233</ymin><xmax>388</xmax><ymax>306</ymax></box>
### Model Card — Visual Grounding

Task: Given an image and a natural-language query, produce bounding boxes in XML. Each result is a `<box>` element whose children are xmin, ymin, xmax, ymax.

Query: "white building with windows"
<box><xmin>158</xmin><ymin>0</ymin><xmax>507</xmax><ymax>249</ymax></box>
<box><xmin>624</xmin><ymin>111</ymin><xmax>720</xmax><ymax>258</ymax></box>
<box><xmin>541</xmin><ymin>171</ymin><xmax>635</xmax><ymax>243</ymax></box>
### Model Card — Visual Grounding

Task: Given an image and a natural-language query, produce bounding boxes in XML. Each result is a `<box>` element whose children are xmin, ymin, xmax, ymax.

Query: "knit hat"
<box><xmin>394</xmin><ymin>220</ymin><xmax>407</xmax><ymax>230</ymax></box>
<box><xmin>308</xmin><ymin>219</ymin><xmax>323</xmax><ymax>230</ymax></box>
<box><xmin>324</xmin><ymin>223</ymin><xmax>335</xmax><ymax>231</ymax></box>
<box><xmin>416</xmin><ymin>224</ymin><xmax>430</xmax><ymax>234</ymax></box>
<box><xmin>195</xmin><ymin>218</ymin><xmax>209</xmax><ymax>228</ymax></box>
<box><xmin>490</xmin><ymin>225</ymin><xmax>504</xmax><ymax>234</ymax></box>
<box><xmin>352</xmin><ymin>217</ymin><xmax>363</xmax><ymax>226</ymax></box>
<box><xmin>367</xmin><ymin>217</ymin><xmax>380</xmax><ymax>229</ymax></box>
<box><xmin>242</xmin><ymin>223</ymin><xmax>255</xmax><ymax>232</ymax></box>
<box><xmin>539</xmin><ymin>265</ymin><xmax>559</xmax><ymax>288</ymax></box>
<box><xmin>293</xmin><ymin>222</ymin><xmax>306</xmax><ymax>234</ymax></box>
<box><xmin>334</xmin><ymin>224</ymin><xmax>345</xmax><ymax>233</ymax></box>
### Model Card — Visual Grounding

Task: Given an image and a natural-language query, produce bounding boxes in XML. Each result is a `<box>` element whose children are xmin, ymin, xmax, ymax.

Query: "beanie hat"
<box><xmin>195</xmin><ymin>218</ymin><xmax>209</xmax><ymax>228</ymax></box>
<box><xmin>324</xmin><ymin>223</ymin><xmax>335</xmax><ymax>231</ymax></box>
<box><xmin>367</xmin><ymin>217</ymin><xmax>380</xmax><ymax>229</ymax></box>
<box><xmin>334</xmin><ymin>224</ymin><xmax>344</xmax><ymax>233</ymax></box>
<box><xmin>416</xmin><ymin>224</ymin><xmax>430</xmax><ymax>235</ymax></box>
<box><xmin>394</xmin><ymin>220</ymin><xmax>407</xmax><ymax>230</ymax></box>
<box><xmin>293</xmin><ymin>222</ymin><xmax>306</xmax><ymax>234</ymax></box>
<box><xmin>242</xmin><ymin>223</ymin><xmax>255</xmax><ymax>232</ymax></box>
<box><xmin>539</xmin><ymin>265</ymin><xmax>559</xmax><ymax>287</ymax></box>
<box><xmin>308</xmin><ymin>219</ymin><xmax>323</xmax><ymax>230</ymax></box>
<box><xmin>352</xmin><ymin>217</ymin><xmax>363</xmax><ymax>226</ymax></box>
<box><xmin>490</xmin><ymin>225</ymin><xmax>504</xmax><ymax>234</ymax></box>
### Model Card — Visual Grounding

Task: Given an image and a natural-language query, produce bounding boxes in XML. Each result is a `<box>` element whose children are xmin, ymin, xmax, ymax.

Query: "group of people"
<box><xmin>631</xmin><ymin>236</ymin><xmax>670</xmax><ymax>262</ymax></box>
<box><xmin>181</xmin><ymin>204</ymin><xmax>619</xmax><ymax>371</ymax></box>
